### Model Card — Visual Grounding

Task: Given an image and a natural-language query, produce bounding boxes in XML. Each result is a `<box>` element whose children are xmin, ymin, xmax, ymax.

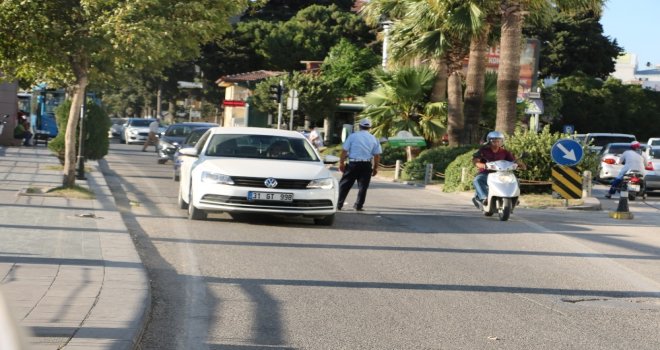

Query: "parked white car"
<box><xmin>178</xmin><ymin>127</ymin><xmax>339</xmax><ymax>225</ymax></box>
<box><xmin>597</xmin><ymin>142</ymin><xmax>647</xmax><ymax>181</ymax></box>
<box><xmin>647</xmin><ymin>137</ymin><xmax>660</xmax><ymax>147</ymax></box>
<box><xmin>120</xmin><ymin>118</ymin><xmax>157</xmax><ymax>144</ymax></box>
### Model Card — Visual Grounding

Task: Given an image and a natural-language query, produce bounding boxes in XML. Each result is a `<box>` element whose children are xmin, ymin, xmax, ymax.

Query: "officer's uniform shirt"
<box><xmin>343</xmin><ymin>130</ymin><xmax>382</xmax><ymax>161</ymax></box>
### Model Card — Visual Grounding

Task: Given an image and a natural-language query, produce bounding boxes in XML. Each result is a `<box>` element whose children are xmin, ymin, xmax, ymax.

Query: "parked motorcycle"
<box><xmin>472</xmin><ymin>159</ymin><xmax>522</xmax><ymax>221</ymax></box>
<box><xmin>0</xmin><ymin>114</ymin><xmax>10</xmax><ymax>135</ymax></box>
<box><xmin>620</xmin><ymin>170</ymin><xmax>646</xmax><ymax>201</ymax></box>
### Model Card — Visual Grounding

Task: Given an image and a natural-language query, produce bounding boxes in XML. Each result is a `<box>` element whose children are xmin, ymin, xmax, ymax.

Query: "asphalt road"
<box><xmin>101</xmin><ymin>140</ymin><xmax>660</xmax><ymax>350</ymax></box>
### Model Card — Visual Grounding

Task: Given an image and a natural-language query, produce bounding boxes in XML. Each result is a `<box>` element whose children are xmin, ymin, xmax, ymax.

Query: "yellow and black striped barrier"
<box><xmin>551</xmin><ymin>165</ymin><xmax>582</xmax><ymax>199</ymax></box>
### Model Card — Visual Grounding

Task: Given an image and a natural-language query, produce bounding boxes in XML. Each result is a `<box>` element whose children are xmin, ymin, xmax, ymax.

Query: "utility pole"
<box><xmin>75</xmin><ymin>87</ymin><xmax>86</xmax><ymax>180</ymax></box>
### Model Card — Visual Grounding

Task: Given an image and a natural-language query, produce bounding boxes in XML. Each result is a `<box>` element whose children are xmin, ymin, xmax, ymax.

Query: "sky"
<box><xmin>600</xmin><ymin>0</ymin><xmax>660</xmax><ymax>68</ymax></box>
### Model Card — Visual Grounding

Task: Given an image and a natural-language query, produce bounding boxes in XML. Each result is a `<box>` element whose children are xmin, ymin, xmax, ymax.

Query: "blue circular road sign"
<box><xmin>551</xmin><ymin>139</ymin><xmax>584</xmax><ymax>166</ymax></box>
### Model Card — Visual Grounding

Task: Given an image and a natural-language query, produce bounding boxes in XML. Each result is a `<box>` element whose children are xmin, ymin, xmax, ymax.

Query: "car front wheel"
<box><xmin>187</xmin><ymin>187</ymin><xmax>207</xmax><ymax>220</ymax></box>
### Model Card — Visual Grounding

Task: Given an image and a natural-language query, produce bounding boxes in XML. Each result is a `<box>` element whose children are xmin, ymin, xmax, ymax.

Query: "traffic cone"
<box><xmin>609</xmin><ymin>190</ymin><xmax>633</xmax><ymax>219</ymax></box>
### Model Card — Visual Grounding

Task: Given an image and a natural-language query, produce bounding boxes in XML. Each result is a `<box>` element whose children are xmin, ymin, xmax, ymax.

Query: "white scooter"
<box><xmin>472</xmin><ymin>159</ymin><xmax>521</xmax><ymax>221</ymax></box>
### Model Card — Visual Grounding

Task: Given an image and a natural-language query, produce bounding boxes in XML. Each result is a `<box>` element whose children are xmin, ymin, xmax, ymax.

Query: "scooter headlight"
<box><xmin>498</xmin><ymin>173</ymin><xmax>516</xmax><ymax>183</ymax></box>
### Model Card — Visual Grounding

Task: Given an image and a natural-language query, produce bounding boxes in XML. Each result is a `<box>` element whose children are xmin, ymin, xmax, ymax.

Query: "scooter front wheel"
<box><xmin>498</xmin><ymin>198</ymin><xmax>512</xmax><ymax>221</ymax></box>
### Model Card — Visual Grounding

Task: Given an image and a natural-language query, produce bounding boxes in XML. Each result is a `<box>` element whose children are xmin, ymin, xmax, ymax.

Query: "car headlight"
<box><xmin>201</xmin><ymin>171</ymin><xmax>234</xmax><ymax>185</ymax></box>
<box><xmin>129</xmin><ymin>129</ymin><xmax>138</xmax><ymax>135</ymax></box>
<box><xmin>307</xmin><ymin>177</ymin><xmax>334</xmax><ymax>189</ymax></box>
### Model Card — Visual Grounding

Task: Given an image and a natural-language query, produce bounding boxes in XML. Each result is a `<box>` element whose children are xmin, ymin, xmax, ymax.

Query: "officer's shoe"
<box><xmin>472</xmin><ymin>197</ymin><xmax>481</xmax><ymax>209</ymax></box>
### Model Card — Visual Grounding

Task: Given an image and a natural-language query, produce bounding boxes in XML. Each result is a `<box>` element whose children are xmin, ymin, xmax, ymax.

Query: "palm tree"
<box><xmin>495</xmin><ymin>0</ymin><xmax>604</xmax><ymax>135</ymax></box>
<box><xmin>360</xmin><ymin>66</ymin><xmax>446</xmax><ymax>145</ymax></box>
<box><xmin>363</xmin><ymin>0</ymin><xmax>489</xmax><ymax>146</ymax></box>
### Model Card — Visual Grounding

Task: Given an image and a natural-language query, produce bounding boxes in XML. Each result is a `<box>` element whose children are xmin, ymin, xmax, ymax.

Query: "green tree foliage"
<box><xmin>322</xmin><ymin>39</ymin><xmax>380</xmax><ymax>98</ymax></box>
<box><xmin>253</xmin><ymin>72</ymin><xmax>340</xmax><ymax>128</ymax></box>
<box><xmin>245</xmin><ymin>0</ymin><xmax>355</xmax><ymax>22</ymax></box>
<box><xmin>49</xmin><ymin>99</ymin><xmax>111</xmax><ymax>164</ymax></box>
<box><xmin>544</xmin><ymin>75</ymin><xmax>660</xmax><ymax>140</ymax></box>
<box><xmin>0</xmin><ymin>0</ymin><xmax>245</xmax><ymax>187</ymax></box>
<box><xmin>361</xmin><ymin>66</ymin><xmax>446</xmax><ymax>143</ymax></box>
<box><xmin>525</xmin><ymin>10</ymin><xmax>622</xmax><ymax>79</ymax></box>
<box><xmin>257</xmin><ymin>5</ymin><xmax>374</xmax><ymax>71</ymax></box>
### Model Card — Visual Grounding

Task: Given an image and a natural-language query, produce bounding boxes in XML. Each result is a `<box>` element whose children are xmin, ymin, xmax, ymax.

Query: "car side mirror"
<box><xmin>323</xmin><ymin>155</ymin><xmax>339</xmax><ymax>164</ymax></box>
<box><xmin>179</xmin><ymin>147</ymin><xmax>199</xmax><ymax>157</ymax></box>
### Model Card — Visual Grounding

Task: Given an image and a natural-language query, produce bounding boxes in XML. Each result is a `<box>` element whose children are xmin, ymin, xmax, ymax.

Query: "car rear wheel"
<box><xmin>314</xmin><ymin>214</ymin><xmax>335</xmax><ymax>226</ymax></box>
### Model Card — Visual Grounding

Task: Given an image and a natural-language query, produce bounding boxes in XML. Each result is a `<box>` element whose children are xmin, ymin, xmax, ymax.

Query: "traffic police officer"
<box><xmin>337</xmin><ymin>118</ymin><xmax>382</xmax><ymax>211</ymax></box>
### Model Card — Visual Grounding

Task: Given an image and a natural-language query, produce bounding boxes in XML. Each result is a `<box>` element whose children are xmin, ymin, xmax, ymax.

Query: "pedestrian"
<box><xmin>308</xmin><ymin>124</ymin><xmax>324</xmax><ymax>150</ymax></box>
<box><xmin>142</xmin><ymin>117</ymin><xmax>160</xmax><ymax>152</ymax></box>
<box><xmin>337</xmin><ymin>118</ymin><xmax>382</xmax><ymax>211</ymax></box>
<box><xmin>471</xmin><ymin>131</ymin><xmax>524</xmax><ymax>206</ymax></box>
<box><xmin>605</xmin><ymin>141</ymin><xmax>645</xmax><ymax>198</ymax></box>
<box><xmin>13</xmin><ymin>112</ymin><xmax>33</xmax><ymax>146</ymax></box>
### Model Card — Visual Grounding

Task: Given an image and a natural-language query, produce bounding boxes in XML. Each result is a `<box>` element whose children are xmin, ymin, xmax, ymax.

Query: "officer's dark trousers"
<box><xmin>337</xmin><ymin>162</ymin><xmax>372</xmax><ymax>209</ymax></box>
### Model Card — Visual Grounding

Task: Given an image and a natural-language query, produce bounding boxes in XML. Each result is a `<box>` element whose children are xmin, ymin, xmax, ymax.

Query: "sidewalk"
<box><xmin>0</xmin><ymin>146</ymin><xmax>149</xmax><ymax>349</ymax></box>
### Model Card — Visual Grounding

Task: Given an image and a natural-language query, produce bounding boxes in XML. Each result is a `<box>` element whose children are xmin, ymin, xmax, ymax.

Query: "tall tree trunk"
<box><xmin>496</xmin><ymin>1</ymin><xmax>523</xmax><ymax>135</ymax></box>
<box><xmin>63</xmin><ymin>66</ymin><xmax>88</xmax><ymax>188</ymax></box>
<box><xmin>464</xmin><ymin>25</ymin><xmax>490</xmax><ymax>144</ymax></box>
<box><xmin>429</xmin><ymin>58</ymin><xmax>448</xmax><ymax>103</ymax></box>
<box><xmin>446</xmin><ymin>70</ymin><xmax>464</xmax><ymax>146</ymax></box>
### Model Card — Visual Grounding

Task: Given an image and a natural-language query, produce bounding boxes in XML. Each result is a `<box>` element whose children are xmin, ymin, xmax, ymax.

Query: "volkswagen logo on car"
<box><xmin>264</xmin><ymin>178</ymin><xmax>278</xmax><ymax>188</ymax></box>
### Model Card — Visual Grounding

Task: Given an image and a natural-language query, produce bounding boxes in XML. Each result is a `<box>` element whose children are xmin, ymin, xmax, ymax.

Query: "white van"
<box><xmin>583</xmin><ymin>133</ymin><xmax>636</xmax><ymax>153</ymax></box>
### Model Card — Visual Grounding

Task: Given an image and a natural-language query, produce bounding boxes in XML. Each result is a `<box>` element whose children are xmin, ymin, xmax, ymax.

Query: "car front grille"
<box><xmin>201</xmin><ymin>195</ymin><xmax>333</xmax><ymax>209</ymax></box>
<box><xmin>231</xmin><ymin>176</ymin><xmax>310</xmax><ymax>189</ymax></box>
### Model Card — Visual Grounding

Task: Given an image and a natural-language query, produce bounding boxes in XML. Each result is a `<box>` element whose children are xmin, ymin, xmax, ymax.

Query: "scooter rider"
<box><xmin>605</xmin><ymin>141</ymin><xmax>645</xmax><ymax>199</ymax></box>
<box><xmin>472</xmin><ymin>131</ymin><xmax>524</xmax><ymax>206</ymax></box>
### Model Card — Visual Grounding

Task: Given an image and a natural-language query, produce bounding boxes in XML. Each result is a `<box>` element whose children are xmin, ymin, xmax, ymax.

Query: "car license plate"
<box><xmin>627</xmin><ymin>184</ymin><xmax>640</xmax><ymax>192</ymax></box>
<box><xmin>247</xmin><ymin>191</ymin><xmax>293</xmax><ymax>202</ymax></box>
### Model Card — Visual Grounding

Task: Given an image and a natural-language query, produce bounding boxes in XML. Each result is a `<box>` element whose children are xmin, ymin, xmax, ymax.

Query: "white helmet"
<box><xmin>486</xmin><ymin>131</ymin><xmax>504</xmax><ymax>144</ymax></box>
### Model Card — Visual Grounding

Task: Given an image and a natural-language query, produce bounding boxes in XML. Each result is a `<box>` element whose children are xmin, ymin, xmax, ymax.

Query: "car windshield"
<box><xmin>184</xmin><ymin>128</ymin><xmax>210</xmax><ymax>146</ymax></box>
<box><xmin>111</xmin><ymin>118</ymin><xmax>125</xmax><ymax>125</ymax></box>
<box><xmin>205</xmin><ymin>134</ymin><xmax>319</xmax><ymax>161</ymax></box>
<box><xmin>129</xmin><ymin>119</ymin><xmax>153</xmax><ymax>127</ymax></box>
<box><xmin>589</xmin><ymin>136</ymin><xmax>636</xmax><ymax>148</ymax></box>
<box><xmin>650</xmin><ymin>148</ymin><xmax>660</xmax><ymax>158</ymax></box>
<box><xmin>602</xmin><ymin>144</ymin><xmax>630</xmax><ymax>155</ymax></box>
<box><xmin>165</xmin><ymin>125</ymin><xmax>193</xmax><ymax>137</ymax></box>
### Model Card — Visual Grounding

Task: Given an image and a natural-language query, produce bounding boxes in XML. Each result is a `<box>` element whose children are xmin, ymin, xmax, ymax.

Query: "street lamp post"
<box><xmin>381</xmin><ymin>20</ymin><xmax>394</xmax><ymax>71</ymax></box>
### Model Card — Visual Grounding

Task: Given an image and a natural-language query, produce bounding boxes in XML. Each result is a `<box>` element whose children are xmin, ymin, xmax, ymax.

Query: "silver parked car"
<box><xmin>644</xmin><ymin>146</ymin><xmax>660</xmax><ymax>191</ymax></box>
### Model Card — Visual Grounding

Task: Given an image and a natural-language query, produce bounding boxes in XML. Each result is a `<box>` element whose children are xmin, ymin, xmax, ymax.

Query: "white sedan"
<box><xmin>178</xmin><ymin>127</ymin><xmax>339</xmax><ymax>225</ymax></box>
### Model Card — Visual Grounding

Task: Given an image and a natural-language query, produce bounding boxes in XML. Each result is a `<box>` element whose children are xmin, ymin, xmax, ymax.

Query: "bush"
<box><xmin>443</xmin><ymin>150</ymin><xmax>479</xmax><ymax>192</ymax></box>
<box><xmin>442</xmin><ymin>126</ymin><xmax>600</xmax><ymax>193</ymax></box>
<box><xmin>401</xmin><ymin>145</ymin><xmax>476</xmax><ymax>181</ymax></box>
<box><xmin>49</xmin><ymin>99</ymin><xmax>111</xmax><ymax>164</ymax></box>
<box><xmin>380</xmin><ymin>144</ymin><xmax>407</xmax><ymax>166</ymax></box>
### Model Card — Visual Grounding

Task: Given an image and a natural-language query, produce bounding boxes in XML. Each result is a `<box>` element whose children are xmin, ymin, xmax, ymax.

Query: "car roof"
<box><xmin>208</xmin><ymin>127</ymin><xmax>306</xmax><ymax>139</ymax></box>
<box><xmin>585</xmin><ymin>133</ymin><xmax>636</xmax><ymax>138</ymax></box>
<box><xmin>167</xmin><ymin>122</ymin><xmax>218</xmax><ymax>128</ymax></box>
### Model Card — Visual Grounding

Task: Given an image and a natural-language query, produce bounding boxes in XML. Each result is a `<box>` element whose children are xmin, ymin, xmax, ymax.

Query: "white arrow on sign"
<box><xmin>557</xmin><ymin>143</ymin><xmax>576</xmax><ymax>161</ymax></box>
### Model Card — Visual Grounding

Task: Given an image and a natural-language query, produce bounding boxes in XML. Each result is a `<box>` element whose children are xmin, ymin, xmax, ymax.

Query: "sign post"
<box><xmin>550</xmin><ymin>139</ymin><xmax>584</xmax><ymax>200</ymax></box>
<box><xmin>287</xmin><ymin>89</ymin><xmax>298</xmax><ymax>130</ymax></box>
